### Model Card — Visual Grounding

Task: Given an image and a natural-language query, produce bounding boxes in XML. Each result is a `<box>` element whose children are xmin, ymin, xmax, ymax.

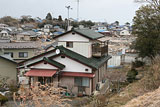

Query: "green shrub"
<box><xmin>0</xmin><ymin>94</ymin><xmax>8</xmax><ymax>105</ymax></box>
<box><xmin>127</xmin><ymin>68</ymin><xmax>138</xmax><ymax>83</ymax></box>
<box><xmin>132</xmin><ymin>60</ymin><xmax>145</xmax><ymax>68</ymax></box>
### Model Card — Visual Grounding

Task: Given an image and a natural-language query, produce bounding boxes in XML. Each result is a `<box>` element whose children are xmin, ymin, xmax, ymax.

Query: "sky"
<box><xmin>0</xmin><ymin>0</ymin><xmax>142</xmax><ymax>25</ymax></box>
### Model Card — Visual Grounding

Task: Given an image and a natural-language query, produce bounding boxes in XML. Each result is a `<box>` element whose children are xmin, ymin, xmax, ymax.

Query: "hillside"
<box><xmin>105</xmin><ymin>57</ymin><xmax>160</xmax><ymax>107</ymax></box>
<box><xmin>123</xmin><ymin>87</ymin><xmax>160</xmax><ymax>107</ymax></box>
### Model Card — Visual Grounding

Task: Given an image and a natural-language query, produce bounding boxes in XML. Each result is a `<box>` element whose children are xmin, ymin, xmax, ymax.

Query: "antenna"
<box><xmin>77</xmin><ymin>0</ymin><xmax>79</xmax><ymax>21</ymax></box>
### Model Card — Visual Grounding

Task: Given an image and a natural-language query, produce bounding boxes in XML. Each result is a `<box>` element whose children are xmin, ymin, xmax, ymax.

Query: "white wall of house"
<box><xmin>57</xmin><ymin>32</ymin><xmax>92</xmax><ymax>58</ymax></box>
<box><xmin>120</xmin><ymin>30</ymin><xmax>130</xmax><ymax>36</ymax></box>
<box><xmin>53</xmin><ymin>56</ymin><xmax>92</xmax><ymax>73</ymax></box>
<box><xmin>44</xmin><ymin>28</ymin><xmax>50</xmax><ymax>33</ymax></box>
<box><xmin>23</xmin><ymin>52</ymin><xmax>57</xmax><ymax>67</ymax></box>
<box><xmin>30</xmin><ymin>62</ymin><xmax>58</xmax><ymax>69</ymax></box>
<box><xmin>16</xmin><ymin>34</ymin><xmax>30</xmax><ymax>41</ymax></box>
<box><xmin>57</xmin><ymin>32</ymin><xmax>89</xmax><ymax>42</ymax></box>
<box><xmin>58</xmin><ymin>42</ymin><xmax>92</xmax><ymax>58</ymax></box>
<box><xmin>98</xmin><ymin>26</ymin><xmax>107</xmax><ymax>31</ymax></box>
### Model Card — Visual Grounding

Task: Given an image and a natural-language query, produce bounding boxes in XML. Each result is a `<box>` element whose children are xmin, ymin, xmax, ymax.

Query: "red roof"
<box><xmin>61</xmin><ymin>72</ymin><xmax>95</xmax><ymax>78</ymax></box>
<box><xmin>24</xmin><ymin>69</ymin><xmax>57</xmax><ymax>77</ymax></box>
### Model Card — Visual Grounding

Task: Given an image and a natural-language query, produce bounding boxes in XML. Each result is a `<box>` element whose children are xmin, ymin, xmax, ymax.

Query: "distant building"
<box><xmin>120</xmin><ymin>29</ymin><xmax>131</xmax><ymax>36</ymax></box>
<box><xmin>12</xmin><ymin>31</ymin><xmax>38</xmax><ymax>42</ymax></box>
<box><xmin>0</xmin><ymin>42</ymin><xmax>40</xmax><ymax>62</ymax></box>
<box><xmin>21</xmin><ymin>24</ymin><xmax>35</xmax><ymax>30</ymax></box>
<box><xmin>0</xmin><ymin>30</ymin><xmax>9</xmax><ymax>37</ymax></box>
<box><xmin>0</xmin><ymin>23</ymin><xmax>9</xmax><ymax>28</ymax></box>
<box><xmin>0</xmin><ymin>55</ymin><xmax>17</xmax><ymax>83</ymax></box>
<box><xmin>43</xmin><ymin>24</ymin><xmax>53</xmax><ymax>33</ymax></box>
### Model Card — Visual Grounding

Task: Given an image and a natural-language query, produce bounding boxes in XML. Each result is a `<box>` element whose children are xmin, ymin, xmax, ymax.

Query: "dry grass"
<box><xmin>106</xmin><ymin>56</ymin><xmax>160</xmax><ymax>107</ymax></box>
<box><xmin>123</xmin><ymin>87</ymin><xmax>160</xmax><ymax>107</ymax></box>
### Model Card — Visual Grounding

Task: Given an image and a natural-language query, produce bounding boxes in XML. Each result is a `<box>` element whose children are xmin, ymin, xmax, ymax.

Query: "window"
<box><xmin>38</xmin><ymin>77</ymin><xmax>51</xmax><ymax>85</ymax></box>
<box><xmin>72</xmin><ymin>32</ymin><xmax>75</xmax><ymax>35</ymax></box>
<box><xmin>66</xmin><ymin>42</ymin><xmax>73</xmax><ymax>48</ymax></box>
<box><xmin>19</xmin><ymin>52</ymin><xmax>28</xmax><ymax>58</ymax></box>
<box><xmin>85</xmin><ymin>69</ymin><xmax>89</xmax><ymax>71</ymax></box>
<box><xmin>4</xmin><ymin>52</ymin><xmax>13</xmax><ymax>58</ymax></box>
<box><xmin>61</xmin><ymin>56</ymin><xmax>65</xmax><ymax>58</ymax></box>
<box><xmin>44</xmin><ymin>61</ymin><xmax>47</xmax><ymax>64</ymax></box>
<box><xmin>20</xmin><ymin>37</ymin><xmax>24</xmax><ymax>41</ymax></box>
<box><xmin>75</xmin><ymin>77</ymin><xmax>89</xmax><ymax>87</ymax></box>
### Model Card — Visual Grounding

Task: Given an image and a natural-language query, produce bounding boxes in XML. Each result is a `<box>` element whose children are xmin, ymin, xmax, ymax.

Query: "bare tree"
<box><xmin>106</xmin><ymin>70</ymin><xmax>127</xmax><ymax>93</ymax></box>
<box><xmin>134</xmin><ymin>0</ymin><xmax>160</xmax><ymax>11</ymax></box>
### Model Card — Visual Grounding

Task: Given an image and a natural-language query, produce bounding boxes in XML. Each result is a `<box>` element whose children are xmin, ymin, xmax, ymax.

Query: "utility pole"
<box><xmin>65</xmin><ymin>6</ymin><xmax>72</xmax><ymax>29</ymax></box>
<box><xmin>77</xmin><ymin>0</ymin><xmax>79</xmax><ymax>21</ymax></box>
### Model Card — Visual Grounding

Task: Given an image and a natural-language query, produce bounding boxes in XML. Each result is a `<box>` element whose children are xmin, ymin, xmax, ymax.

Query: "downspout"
<box><xmin>58</xmin><ymin>69</ymin><xmax>60</xmax><ymax>87</ymax></box>
<box><xmin>91</xmin><ymin>78</ymin><xmax>94</xmax><ymax>93</ymax></box>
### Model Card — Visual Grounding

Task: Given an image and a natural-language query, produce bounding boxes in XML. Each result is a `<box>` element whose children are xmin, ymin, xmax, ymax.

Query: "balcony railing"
<box><xmin>92</xmin><ymin>41</ymin><xmax>109</xmax><ymax>57</ymax></box>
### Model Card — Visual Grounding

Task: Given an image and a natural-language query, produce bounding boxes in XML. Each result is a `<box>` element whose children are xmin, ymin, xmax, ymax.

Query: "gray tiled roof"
<box><xmin>0</xmin><ymin>39</ymin><xmax>10</xmax><ymax>43</ymax></box>
<box><xmin>44</xmin><ymin>42</ymin><xmax>58</xmax><ymax>50</ymax></box>
<box><xmin>0</xmin><ymin>42</ymin><xmax>39</xmax><ymax>49</ymax></box>
<box><xmin>19</xmin><ymin>31</ymin><xmax>38</xmax><ymax>37</ymax></box>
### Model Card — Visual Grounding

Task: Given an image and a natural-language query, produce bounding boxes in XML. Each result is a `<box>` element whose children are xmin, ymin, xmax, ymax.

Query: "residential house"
<box><xmin>0</xmin><ymin>42</ymin><xmax>40</xmax><ymax>62</ymax></box>
<box><xmin>52</xmin><ymin>26</ymin><xmax>65</xmax><ymax>36</ymax></box>
<box><xmin>0</xmin><ymin>30</ymin><xmax>10</xmax><ymax>38</ymax></box>
<box><xmin>92</xmin><ymin>24</ymin><xmax>111</xmax><ymax>36</ymax></box>
<box><xmin>0</xmin><ymin>24</ymin><xmax>9</xmax><ymax>28</ymax></box>
<box><xmin>43</xmin><ymin>24</ymin><xmax>53</xmax><ymax>33</ymax></box>
<box><xmin>19</xmin><ymin>28</ymin><xmax>111</xmax><ymax>96</ymax></box>
<box><xmin>120</xmin><ymin>29</ymin><xmax>131</xmax><ymax>36</ymax></box>
<box><xmin>14</xmin><ymin>31</ymin><xmax>38</xmax><ymax>41</ymax></box>
<box><xmin>0</xmin><ymin>55</ymin><xmax>17</xmax><ymax>83</ymax></box>
<box><xmin>21</xmin><ymin>24</ymin><xmax>35</xmax><ymax>30</ymax></box>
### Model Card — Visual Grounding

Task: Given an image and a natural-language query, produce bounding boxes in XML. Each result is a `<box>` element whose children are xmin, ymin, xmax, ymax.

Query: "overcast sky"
<box><xmin>0</xmin><ymin>0</ymin><xmax>142</xmax><ymax>24</ymax></box>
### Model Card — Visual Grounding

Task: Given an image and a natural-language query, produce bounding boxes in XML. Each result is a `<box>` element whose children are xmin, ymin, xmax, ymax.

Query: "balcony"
<box><xmin>92</xmin><ymin>41</ymin><xmax>109</xmax><ymax>57</ymax></box>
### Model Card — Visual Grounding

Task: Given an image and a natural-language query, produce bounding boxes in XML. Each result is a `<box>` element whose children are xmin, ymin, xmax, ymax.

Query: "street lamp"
<box><xmin>65</xmin><ymin>6</ymin><xmax>72</xmax><ymax>28</ymax></box>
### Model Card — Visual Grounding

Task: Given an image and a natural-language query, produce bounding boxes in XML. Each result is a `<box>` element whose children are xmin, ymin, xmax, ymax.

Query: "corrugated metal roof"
<box><xmin>25</xmin><ymin>69</ymin><xmax>57</xmax><ymax>77</ymax></box>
